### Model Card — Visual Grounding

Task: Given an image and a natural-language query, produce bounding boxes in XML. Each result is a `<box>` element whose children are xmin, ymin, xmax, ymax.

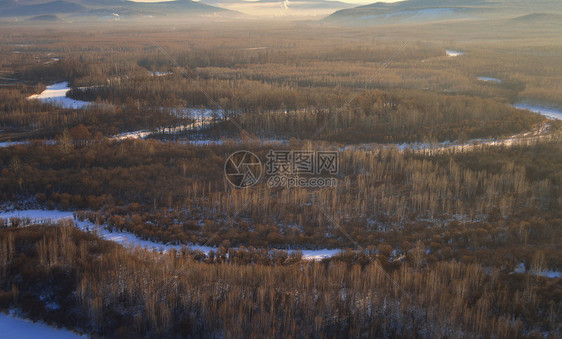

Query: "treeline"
<box><xmin>0</xmin><ymin>225</ymin><xmax>559</xmax><ymax>338</ymax></box>
<box><xmin>235</xmin><ymin>89</ymin><xmax>545</xmax><ymax>143</ymax></box>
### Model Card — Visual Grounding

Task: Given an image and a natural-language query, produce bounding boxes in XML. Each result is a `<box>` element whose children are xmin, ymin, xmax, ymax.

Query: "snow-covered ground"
<box><xmin>295</xmin><ymin>249</ymin><xmax>341</xmax><ymax>260</ymax></box>
<box><xmin>113</xmin><ymin>129</ymin><xmax>154</xmax><ymax>140</ymax></box>
<box><xmin>177</xmin><ymin>138</ymin><xmax>287</xmax><ymax>146</ymax></box>
<box><xmin>27</xmin><ymin>82</ymin><xmax>91</xmax><ymax>109</ymax></box>
<box><xmin>113</xmin><ymin>108</ymin><xmax>222</xmax><ymax>140</ymax></box>
<box><xmin>0</xmin><ymin>209</ymin><xmax>72</xmax><ymax>220</ymax></box>
<box><xmin>0</xmin><ymin>141</ymin><xmax>28</xmax><ymax>148</ymax></box>
<box><xmin>477</xmin><ymin>76</ymin><xmax>501</xmax><ymax>83</ymax></box>
<box><xmin>0</xmin><ymin>312</ymin><xmax>85</xmax><ymax>339</ymax></box>
<box><xmin>538</xmin><ymin>270</ymin><xmax>562</xmax><ymax>279</ymax></box>
<box><xmin>0</xmin><ymin>209</ymin><xmax>189</xmax><ymax>252</ymax></box>
<box><xmin>168</xmin><ymin>107</ymin><xmax>223</xmax><ymax>120</ymax></box>
<box><xmin>446</xmin><ymin>50</ymin><xmax>464</xmax><ymax>57</ymax></box>
<box><xmin>344</xmin><ymin>122</ymin><xmax>551</xmax><ymax>154</ymax></box>
<box><xmin>240</xmin><ymin>47</ymin><xmax>268</xmax><ymax>51</ymax></box>
<box><xmin>512</xmin><ymin>262</ymin><xmax>561</xmax><ymax>279</ymax></box>
<box><xmin>0</xmin><ymin>209</ymin><xmax>338</xmax><ymax>260</ymax></box>
<box><xmin>148</xmin><ymin>71</ymin><xmax>173</xmax><ymax>77</ymax></box>
<box><xmin>513</xmin><ymin>103</ymin><xmax>562</xmax><ymax>120</ymax></box>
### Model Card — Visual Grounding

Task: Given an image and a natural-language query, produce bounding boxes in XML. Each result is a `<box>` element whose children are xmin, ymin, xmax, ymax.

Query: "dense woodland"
<box><xmin>0</xmin><ymin>139</ymin><xmax>560</xmax><ymax>274</ymax></box>
<box><xmin>0</xmin><ymin>225</ymin><xmax>560</xmax><ymax>338</ymax></box>
<box><xmin>1</xmin><ymin>24</ymin><xmax>560</xmax><ymax>143</ymax></box>
<box><xmin>0</xmin><ymin>20</ymin><xmax>561</xmax><ymax>338</ymax></box>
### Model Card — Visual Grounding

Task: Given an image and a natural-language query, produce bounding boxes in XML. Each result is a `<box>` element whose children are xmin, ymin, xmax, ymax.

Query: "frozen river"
<box><xmin>513</xmin><ymin>103</ymin><xmax>562</xmax><ymax>120</ymax></box>
<box><xmin>27</xmin><ymin>82</ymin><xmax>90</xmax><ymax>109</ymax></box>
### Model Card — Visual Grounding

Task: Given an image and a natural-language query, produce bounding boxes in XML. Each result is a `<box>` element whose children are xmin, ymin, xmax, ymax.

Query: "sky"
<box><xmin>131</xmin><ymin>0</ymin><xmax>405</xmax><ymax>5</ymax></box>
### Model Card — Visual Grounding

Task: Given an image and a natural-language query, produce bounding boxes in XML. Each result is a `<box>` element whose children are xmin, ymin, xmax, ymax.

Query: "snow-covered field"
<box><xmin>27</xmin><ymin>82</ymin><xmax>91</xmax><ymax>109</ymax></box>
<box><xmin>0</xmin><ymin>312</ymin><xmax>85</xmax><ymax>339</ymax></box>
<box><xmin>513</xmin><ymin>103</ymin><xmax>562</xmax><ymax>121</ymax></box>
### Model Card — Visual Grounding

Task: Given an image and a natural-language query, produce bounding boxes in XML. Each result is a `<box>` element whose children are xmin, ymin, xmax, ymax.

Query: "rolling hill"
<box><xmin>0</xmin><ymin>0</ymin><xmax>232</xmax><ymax>19</ymax></box>
<box><xmin>323</xmin><ymin>0</ymin><xmax>562</xmax><ymax>25</ymax></box>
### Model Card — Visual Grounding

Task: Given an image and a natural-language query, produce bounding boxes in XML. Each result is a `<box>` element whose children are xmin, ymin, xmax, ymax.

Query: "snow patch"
<box><xmin>293</xmin><ymin>249</ymin><xmax>341</xmax><ymax>260</ymax></box>
<box><xmin>148</xmin><ymin>71</ymin><xmax>172</xmax><ymax>77</ymax></box>
<box><xmin>0</xmin><ymin>312</ymin><xmax>85</xmax><ymax>339</ymax></box>
<box><xmin>0</xmin><ymin>141</ymin><xmax>28</xmax><ymax>148</ymax></box>
<box><xmin>446</xmin><ymin>50</ymin><xmax>464</xmax><ymax>57</ymax></box>
<box><xmin>27</xmin><ymin>82</ymin><xmax>91</xmax><ymax>109</ymax></box>
<box><xmin>537</xmin><ymin>270</ymin><xmax>561</xmax><ymax>279</ymax></box>
<box><xmin>240</xmin><ymin>47</ymin><xmax>268</xmax><ymax>51</ymax></box>
<box><xmin>513</xmin><ymin>103</ymin><xmax>562</xmax><ymax>121</ymax></box>
<box><xmin>113</xmin><ymin>108</ymin><xmax>222</xmax><ymax>140</ymax></box>
<box><xmin>477</xmin><ymin>76</ymin><xmax>501</xmax><ymax>83</ymax></box>
<box><xmin>511</xmin><ymin>262</ymin><xmax>561</xmax><ymax>278</ymax></box>
<box><xmin>0</xmin><ymin>209</ymin><xmax>74</xmax><ymax>221</ymax></box>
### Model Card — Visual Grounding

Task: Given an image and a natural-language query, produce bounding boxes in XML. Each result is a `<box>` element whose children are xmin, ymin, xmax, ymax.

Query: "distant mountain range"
<box><xmin>0</xmin><ymin>0</ymin><xmax>232</xmax><ymax>19</ymax></box>
<box><xmin>199</xmin><ymin>0</ymin><xmax>356</xmax><ymax>15</ymax></box>
<box><xmin>3</xmin><ymin>0</ymin><xmax>560</xmax><ymax>22</ymax></box>
<box><xmin>324</xmin><ymin>0</ymin><xmax>562</xmax><ymax>25</ymax></box>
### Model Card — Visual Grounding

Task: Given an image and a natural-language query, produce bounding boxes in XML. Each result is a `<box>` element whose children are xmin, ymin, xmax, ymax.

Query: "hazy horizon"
<box><xmin>130</xmin><ymin>0</ymin><xmax>404</xmax><ymax>5</ymax></box>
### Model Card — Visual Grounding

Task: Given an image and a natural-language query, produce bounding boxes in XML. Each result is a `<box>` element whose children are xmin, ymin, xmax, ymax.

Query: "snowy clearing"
<box><xmin>0</xmin><ymin>312</ymin><xmax>85</xmax><ymax>339</ymax></box>
<box><xmin>27</xmin><ymin>82</ymin><xmax>91</xmax><ymax>109</ymax></box>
